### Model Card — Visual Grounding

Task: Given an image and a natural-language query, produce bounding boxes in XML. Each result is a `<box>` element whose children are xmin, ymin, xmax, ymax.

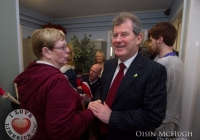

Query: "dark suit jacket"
<box><xmin>98</xmin><ymin>53</ymin><xmax>167</xmax><ymax>140</ymax></box>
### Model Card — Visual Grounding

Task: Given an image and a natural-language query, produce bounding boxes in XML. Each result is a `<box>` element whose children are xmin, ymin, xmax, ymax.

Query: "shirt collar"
<box><xmin>118</xmin><ymin>52</ymin><xmax>138</xmax><ymax>69</ymax></box>
<box><xmin>89</xmin><ymin>78</ymin><xmax>98</xmax><ymax>85</ymax></box>
<box><xmin>36</xmin><ymin>60</ymin><xmax>57</xmax><ymax>68</ymax></box>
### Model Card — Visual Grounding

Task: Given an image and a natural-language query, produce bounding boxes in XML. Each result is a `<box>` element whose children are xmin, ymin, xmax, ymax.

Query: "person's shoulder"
<box><xmin>142</xmin><ymin>56</ymin><xmax>166</xmax><ymax>71</ymax></box>
<box><xmin>158</xmin><ymin>56</ymin><xmax>182</xmax><ymax>63</ymax></box>
<box><xmin>158</xmin><ymin>56</ymin><xmax>183</xmax><ymax>68</ymax></box>
<box><xmin>64</xmin><ymin>68</ymin><xmax>76</xmax><ymax>75</ymax></box>
<box><xmin>60</xmin><ymin>65</ymin><xmax>74</xmax><ymax>73</ymax></box>
<box><xmin>44</xmin><ymin>71</ymin><xmax>69</xmax><ymax>87</ymax></box>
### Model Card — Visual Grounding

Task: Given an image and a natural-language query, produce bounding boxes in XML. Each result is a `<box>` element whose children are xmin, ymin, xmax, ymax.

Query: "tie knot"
<box><xmin>119</xmin><ymin>63</ymin><xmax>126</xmax><ymax>71</ymax></box>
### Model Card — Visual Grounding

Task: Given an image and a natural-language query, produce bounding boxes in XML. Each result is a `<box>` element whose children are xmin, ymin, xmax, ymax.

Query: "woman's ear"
<box><xmin>42</xmin><ymin>47</ymin><xmax>51</xmax><ymax>59</ymax></box>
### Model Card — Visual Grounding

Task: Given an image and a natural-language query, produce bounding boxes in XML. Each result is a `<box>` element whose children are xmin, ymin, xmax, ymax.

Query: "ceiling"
<box><xmin>19</xmin><ymin>0</ymin><xmax>173</xmax><ymax>19</ymax></box>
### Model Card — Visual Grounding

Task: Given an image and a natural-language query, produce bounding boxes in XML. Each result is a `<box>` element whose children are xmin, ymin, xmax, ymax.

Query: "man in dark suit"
<box><xmin>88</xmin><ymin>12</ymin><xmax>167</xmax><ymax>140</ymax></box>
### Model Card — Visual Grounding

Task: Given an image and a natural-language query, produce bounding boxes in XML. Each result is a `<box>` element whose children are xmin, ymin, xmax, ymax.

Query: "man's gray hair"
<box><xmin>112</xmin><ymin>12</ymin><xmax>142</xmax><ymax>35</ymax></box>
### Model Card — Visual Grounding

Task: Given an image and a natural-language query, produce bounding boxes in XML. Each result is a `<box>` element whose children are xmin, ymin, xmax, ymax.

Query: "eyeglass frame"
<box><xmin>53</xmin><ymin>45</ymin><xmax>68</xmax><ymax>50</ymax></box>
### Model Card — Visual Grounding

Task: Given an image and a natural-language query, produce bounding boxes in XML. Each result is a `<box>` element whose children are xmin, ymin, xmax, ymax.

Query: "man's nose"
<box><xmin>115</xmin><ymin>35</ymin><xmax>123</xmax><ymax>42</ymax></box>
<box><xmin>114</xmin><ymin>34</ymin><xmax>122</xmax><ymax>42</ymax></box>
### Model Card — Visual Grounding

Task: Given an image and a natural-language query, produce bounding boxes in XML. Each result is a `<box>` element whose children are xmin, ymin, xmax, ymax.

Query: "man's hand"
<box><xmin>88</xmin><ymin>101</ymin><xmax>111</xmax><ymax>124</ymax></box>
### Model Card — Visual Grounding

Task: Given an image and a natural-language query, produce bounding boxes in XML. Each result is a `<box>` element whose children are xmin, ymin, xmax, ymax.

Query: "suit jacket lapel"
<box><xmin>113</xmin><ymin>53</ymin><xmax>144</xmax><ymax>104</ymax></box>
<box><xmin>102</xmin><ymin>58</ymin><xmax>118</xmax><ymax>101</ymax></box>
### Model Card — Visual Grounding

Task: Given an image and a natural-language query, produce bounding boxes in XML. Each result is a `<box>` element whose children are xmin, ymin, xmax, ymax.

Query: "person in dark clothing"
<box><xmin>82</xmin><ymin>74</ymin><xmax>100</xmax><ymax>100</ymax></box>
<box><xmin>60</xmin><ymin>44</ymin><xmax>77</xmax><ymax>89</ymax></box>
<box><xmin>74</xmin><ymin>63</ymin><xmax>102</xmax><ymax>140</ymax></box>
<box><xmin>82</xmin><ymin>64</ymin><xmax>102</xmax><ymax>100</ymax></box>
<box><xmin>63</xmin><ymin>68</ymin><xmax>77</xmax><ymax>88</ymax></box>
<box><xmin>88</xmin><ymin>12</ymin><xmax>167</xmax><ymax>140</ymax></box>
<box><xmin>74</xmin><ymin>63</ymin><xmax>93</xmax><ymax>101</ymax></box>
<box><xmin>74</xmin><ymin>63</ymin><xmax>85</xmax><ymax>94</ymax></box>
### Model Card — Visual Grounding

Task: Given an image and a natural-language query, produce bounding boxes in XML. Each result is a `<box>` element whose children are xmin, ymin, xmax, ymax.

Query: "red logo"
<box><xmin>5</xmin><ymin>109</ymin><xmax>37</xmax><ymax>140</ymax></box>
<box><xmin>12</xmin><ymin>118</ymin><xmax>31</xmax><ymax>135</ymax></box>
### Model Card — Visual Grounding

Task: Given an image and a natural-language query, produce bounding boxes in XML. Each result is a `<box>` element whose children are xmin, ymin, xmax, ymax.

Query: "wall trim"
<box><xmin>19</xmin><ymin>7</ymin><xmax>169</xmax><ymax>32</ymax></box>
<box><xmin>53</xmin><ymin>11</ymin><xmax>169</xmax><ymax>32</ymax></box>
<box><xmin>19</xmin><ymin>6</ymin><xmax>52</xmax><ymax>28</ymax></box>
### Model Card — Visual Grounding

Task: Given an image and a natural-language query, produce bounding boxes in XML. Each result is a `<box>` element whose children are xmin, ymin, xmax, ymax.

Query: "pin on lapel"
<box><xmin>133</xmin><ymin>73</ymin><xmax>138</xmax><ymax>77</ymax></box>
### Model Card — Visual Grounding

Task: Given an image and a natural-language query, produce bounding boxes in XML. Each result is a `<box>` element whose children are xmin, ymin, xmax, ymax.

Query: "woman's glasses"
<box><xmin>54</xmin><ymin>45</ymin><xmax>68</xmax><ymax>50</ymax></box>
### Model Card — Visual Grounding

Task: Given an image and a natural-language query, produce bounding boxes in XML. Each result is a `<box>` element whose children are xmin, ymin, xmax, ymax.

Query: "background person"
<box><xmin>60</xmin><ymin>43</ymin><xmax>77</xmax><ymax>89</ymax></box>
<box><xmin>143</xmin><ymin>39</ymin><xmax>157</xmax><ymax>60</ymax></box>
<box><xmin>148</xmin><ymin>22</ymin><xmax>183</xmax><ymax>138</ymax></box>
<box><xmin>75</xmin><ymin>63</ymin><xmax>102</xmax><ymax>140</ymax></box>
<box><xmin>14</xmin><ymin>28</ymin><xmax>94</xmax><ymax>140</ymax></box>
<box><xmin>74</xmin><ymin>63</ymin><xmax>93</xmax><ymax>102</ymax></box>
<box><xmin>88</xmin><ymin>12</ymin><xmax>167</xmax><ymax>140</ymax></box>
<box><xmin>84</xmin><ymin>64</ymin><xmax>102</xmax><ymax>140</ymax></box>
<box><xmin>82</xmin><ymin>64</ymin><xmax>102</xmax><ymax>101</ymax></box>
<box><xmin>94</xmin><ymin>50</ymin><xmax>105</xmax><ymax>77</ymax></box>
<box><xmin>138</xmin><ymin>46</ymin><xmax>150</xmax><ymax>58</ymax></box>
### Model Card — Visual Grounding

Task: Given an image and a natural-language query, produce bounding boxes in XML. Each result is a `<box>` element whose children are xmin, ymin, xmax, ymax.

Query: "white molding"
<box><xmin>16</xmin><ymin>0</ymin><xmax>23</xmax><ymax>73</ymax></box>
<box><xmin>20</xmin><ymin>8</ymin><xmax>169</xmax><ymax>32</ymax></box>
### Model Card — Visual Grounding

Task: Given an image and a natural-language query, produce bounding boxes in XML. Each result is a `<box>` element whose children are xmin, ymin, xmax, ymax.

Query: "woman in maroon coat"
<box><xmin>14</xmin><ymin>28</ymin><xmax>94</xmax><ymax>140</ymax></box>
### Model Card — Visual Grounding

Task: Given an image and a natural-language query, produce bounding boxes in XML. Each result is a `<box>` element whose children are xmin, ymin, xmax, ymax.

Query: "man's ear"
<box><xmin>158</xmin><ymin>36</ymin><xmax>164</xmax><ymax>44</ymax></box>
<box><xmin>136</xmin><ymin>33</ymin><xmax>143</xmax><ymax>45</ymax></box>
<box><xmin>42</xmin><ymin>47</ymin><xmax>51</xmax><ymax>59</ymax></box>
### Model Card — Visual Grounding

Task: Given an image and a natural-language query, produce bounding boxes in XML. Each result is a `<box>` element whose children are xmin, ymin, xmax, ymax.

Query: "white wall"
<box><xmin>0</xmin><ymin>0</ymin><xmax>21</xmax><ymax>139</ymax></box>
<box><xmin>190</xmin><ymin>45</ymin><xmax>200</xmax><ymax>139</ymax></box>
<box><xmin>179</xmin><ymin>0</ymin><xmax>200</xmax><ymax>139</ymax></box>
<box><xmin>21</xmin><ymin>25</ymin><xmax>37</xmax><ymax>38</ymax></box>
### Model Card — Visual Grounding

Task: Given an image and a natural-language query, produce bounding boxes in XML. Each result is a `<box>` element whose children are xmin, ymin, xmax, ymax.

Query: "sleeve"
<box><xmin>81</xmin><ymin>82</ymin><xmax>93</xmax><ymax>98</ymax></box>
<box><xmin>109</xmin><ymin>64</ymin><xmax>167</xmax><ymax>131</ymax></box>
<box><xmin>45</xmin><ymin>76</ymin><xmax>95</xmax><ymax>139</ymax></box>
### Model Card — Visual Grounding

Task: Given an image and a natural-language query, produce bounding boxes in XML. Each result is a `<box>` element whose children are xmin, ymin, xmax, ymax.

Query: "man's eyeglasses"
<box><xmin>111</xmin><ymin>32</ymin><xmax>130</xmax><ymax>39</ymax></box>
<box><xmin>54</xmin><ymin>45</ymin><xmax>67</xmax><ymax>50</ymax></box>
